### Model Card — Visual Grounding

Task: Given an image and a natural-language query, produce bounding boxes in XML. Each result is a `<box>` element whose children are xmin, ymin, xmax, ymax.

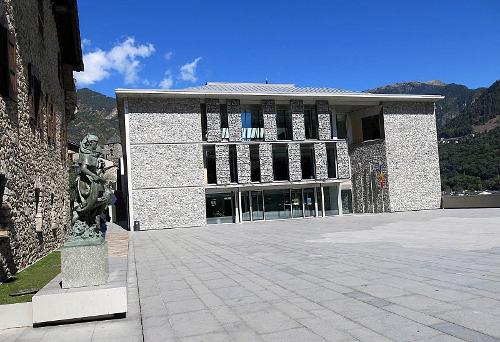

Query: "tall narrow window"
<box><xmin>201</xmin><ymin>103</ymin><xmax>207</xmax><ymax>141</ymax></box>
<box><xmin>203</xmin><ymin>145</ymin><xmax>217</xmax><ymax>184</ymax></box>
<box><xmin>241</xmin><ymin>105</ymin><xmax>264</xmax><ymax>141</ymax></box>
<box><xmin>323</xmin><ymin>186</ymin><xmax>339</xmax><ymax>216</ymax></box>
<box><xmin>229</xmin><ymin>145</ymin><xmax>238</xmax><ymax>183</ymax></box>
<box><xmin>336</xmin><ymin>113</ymin><xmax>347</xmax><ymax>139</ymax></box>
<box><xmin>272</xmin><ymin>144</ymin><xmax>289</xmax><ymax>181</ymax></box>
<box><xmin>304</xmin><ymin>105</ymin><xmax>319</xmax><ymax>139</ymax></box>
<box><xmin>250</xmin><ymin>144</ymin><xmax>261</xmax><ymax>182</ymax></box>
<box><xmin>276</xmin><ymin>105</ymin><xmax>293</xmax><ymax>140</ymax></box>
<box><xmin>300</xmin><ymin>144</ymin><xmax>316</xmax><ymax>179</ymax></box>
<box><xmin>326</xmin><ymin>143</ymin><xmax>337</xmax><ymax>178</ymax></box>
<box><xmin>220</xmin><ymin>104</ymin><xmax>229</xmax><ymax>141</ymax></box>
<box><xmin>0</xmin><ymin>24</ymin><xmax>16</xmax><ymax>100</ymax></box>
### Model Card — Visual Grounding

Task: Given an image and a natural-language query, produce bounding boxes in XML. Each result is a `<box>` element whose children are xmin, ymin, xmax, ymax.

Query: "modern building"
<box><xmin>0</xmin><ymin>0</ymin><xmax>83</xmax><ymax>280</ymax></box>
<box><xmin>116</xmin><ymin>82</ymin><xmax>443</xmax><ymax>230</ymax></box>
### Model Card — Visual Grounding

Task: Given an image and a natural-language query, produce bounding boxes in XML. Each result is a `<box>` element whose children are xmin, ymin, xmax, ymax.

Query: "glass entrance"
<box><xmin>304</xmin><ymin>188</ymin><xmax>316</xmax><ymax>217</ymax></box>
<box><xmin>291</xmin><ymin>189</ymin><xmax>303</xmax><ymax>218</ymax></box>
<box><xmin>206</xmin><ymin>192</ymin><xmax>235</xmax><ymax>224</ymax></box>
<box><xmin>251</xmin><ymin>191</ymin><xmax>264</xmax><ymax>221</ymax></box>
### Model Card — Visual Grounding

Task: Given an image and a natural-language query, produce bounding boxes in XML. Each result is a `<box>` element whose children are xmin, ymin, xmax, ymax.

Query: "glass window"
<box><xmin>250</xmin><ymin>145</ymin><xmax>261</xmax><ymax>182</ymax></box>
<box><xmin>291</xmin><ymin>189</ymin><xmax>303</xmax><ymax>218</ymax></box>
<box><xmin>272</xmin><ymin>144</ymin><xmax>289</xmax><ymax>181</ymax></box>
<box><xmin>317</xmin><ymin>187</ymin><xmax>323</xmax><ymax>217</ymax></box>
<box><xmin>203</xmin><ymin>145</ymin><xmax>216</xmax><ymax>184</ymax></box>
<box><xmin>251</xmin><ymin>191</ymin><xmax>264</xmax><ymax>221</ymax></box>
<box><xmin>323</xmin><ymin>186</ymin><xmax>339</xmax><ymax>216</ymax></box>
<box><xmin>264</xmin><ymin>189</ymin><xmax>290</xmax><ymax>220</ymax></box>
<box><xmin>341</xmin><ymin>189</ymin><xmax>353</xmax><ymax>214</ymax></box>
<box><xmin>201</xmin><ymin>103</ymin><xmax>207</xmax><ymax>141</ymax></box>
<box><xmin>241</xmin><ymin>105</ymin><xmax>264</xmax><ymax>141</ymax></box>
<box><xmin>206</xmin><ymin>192</ymin><xmax>235</xmax><ymax>224</ymax></box>
<box><xmin>229</xmin><ymin>145</ymin><xmax>238</xmax><ymax>183</ymax></box>
<box><xmin>362</xmin><ymin>114</ymin><xmax>382</xmax><ymax>141</ymax></box>
<box><xmin>276</xmin><ymin>105</ymin><xmax>293</xmax><ymax>140</ymax></box>
<box><xmin>336</xmin><ymin>113</ymin><xmax>347</xmax><ymax>139</ymax></box>
<box><xmin>304</xmin><ymin>105</ymin><xmax>319</xmax><ymax>139</ymax></box>
<box><xmin>326</xmin><ymin>143</ymin><xmax>337</xmax><ymax>179</ymax></box>
<box><xmin>220</xmin><ymin>104</ymin><xmax>229</xmax><ymax>141</ymax></box>
<box><xmin>304</xmin><ymin>188</ymin><xmax>316</xmax><ymax>217</ymax></box>
<box><xmin>300</xmin><ymin>144</ymin><xmax>316</xmax><ymax>180</ymax></box>
<box><xmin>241</xmin><ymin>191</ymin><xmax>251</xmax><ymax>221</ymax></box>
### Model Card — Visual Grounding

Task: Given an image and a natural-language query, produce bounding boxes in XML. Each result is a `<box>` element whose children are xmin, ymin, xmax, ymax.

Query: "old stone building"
<box><xmin>116</xmin><ymin>83</ymin><xmax>443</xmax><ymax>230</ymax></box>
<box><xmin>0</xmin><ymin>0</ymin><xmax>83</xmax><ymax>280</ymax></box>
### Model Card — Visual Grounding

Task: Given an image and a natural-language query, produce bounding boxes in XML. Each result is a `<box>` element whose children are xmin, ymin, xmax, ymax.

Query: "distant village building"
<box><xmin>0</xmin><ymin>0</ymin><xmax>83</xmax><ymax>280</ymax></box>
<box><xmin>116</xmin><ymin>82</ymin><xmax>443</xmax><ymax>230</ymax></box>
<box><xmin>102</xmin><ymin>133</ymin><xmax>123</xmax><ymax>164</ymax></box>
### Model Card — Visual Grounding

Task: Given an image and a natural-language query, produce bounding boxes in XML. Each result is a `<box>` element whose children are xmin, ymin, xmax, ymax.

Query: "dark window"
<box><xmin>276</xmin><ymin>105</ymin><xmax>293</xmax><ymax>140</ymax></box>
<box><xmin>326</xmin><ymin>143</ymin><xmax>337</xmax><ymax>178</ymax></box>
<box><xmin>206</xmin><ymin>192</ymin><xmax>235</xmax><ymax>224</ymax></box>
<box><xmin>336</xmin><ymin>114</ymin><xmax>347</xmax><ymax>139</ymax></box>
<box><xmin>250</xmin><ymin>144</ymin><xmax>261</xmax><ymax>182</ymax></box>
<box><xmin>263</xmin><ymin>189</ymin><xmax>291</xmax><ymax>220</ymax></box>
<box><xmin>251</xmin><ymin>191</ymin><xmax>264</xmax><ymax>220</ymax></box>
<box><xmin>362</xmin><ymin>114</ymin><xmax>382</xmax><ymax>141</ymax></box>
<box><xmin>272</xmin><ymin>144</ymin><xmax>289</xmax><ymax>181</ymax></box>
<box><xmin>304</xmin><ymin>105</ymin><xmax>319</xmax><ymax>139</ymax></box>
<box><xmin>241</xmin><ymin>105</ymin><xmax>264</xmax><ymax>141</ymax></box>
<box><xmin>291</xmin><ymin>189</ymin><xmax>303</xmax><ymax>218</ymax></box>
<box><xmin>0</xmin><ymin>24</ymin><xmax>16</xmax><ymax>100</ymax></box>
<box><xmin>229</xmin><ymin>145</ymin><xmax>238</xmax><ymax>183</ymax></box>
<box><xmin>300</xmin><ymin>144</ymin><xmax>316</xmax><ymax>179</ymax></box>
<box><xmin>200</xmin><ymin>103</ymin><xmax>207</xmax><ymax>141</ymax></box>
<box><xmin>220</xmin><ymin>104</ymin><xmax>229</xmax><ymax>141</ymax></box>
<box><xmin>323</xmin><ymin>186</ymin><xmax>339</xmax><ymax>216</ymax></box>
<box><xmin>203</xmin><ymin>145</ymin><xmax>216</xmax><ymax>184</ymax></box>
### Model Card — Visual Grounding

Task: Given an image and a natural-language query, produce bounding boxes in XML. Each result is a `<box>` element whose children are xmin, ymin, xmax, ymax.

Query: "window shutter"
<box><xmin>7</xmin><ymin>31</ymin><xmax>16</xmax><ymax>100</ymax></box>
<box><xmin>0</xmin><ymin>24</ymin><xmax>8</xmax><ymax>97</ymax></box>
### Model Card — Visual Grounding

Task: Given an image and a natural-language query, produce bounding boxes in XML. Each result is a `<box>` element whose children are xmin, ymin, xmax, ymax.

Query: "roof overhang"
<box><xmin>53</xmin><ymin>0</ymin><xmax>84</xmax><ymax>71</ymax></box>
<box><xmin>115</xmin><ymin>89</ymin><xmax>444</xmax><ymax>103</ymax></box>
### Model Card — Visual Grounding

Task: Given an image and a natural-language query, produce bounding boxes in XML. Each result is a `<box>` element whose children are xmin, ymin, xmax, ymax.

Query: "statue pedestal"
<box><xmin>61</xmin><ymin>241</ymin><xmax>108</xmax><ymax>288</ymax></box>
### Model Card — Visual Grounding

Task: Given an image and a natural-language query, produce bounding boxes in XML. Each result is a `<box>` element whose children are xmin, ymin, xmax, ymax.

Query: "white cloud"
<box><xmin>159</xmin><ymin>70</ymin><xmax>173</xmax><ymax>89</ymax></box>
<box><xmin>164</xmin><ymin>51</ymin><xmax>174</xmax><ymax>61</ymax></box>
<box><xmin>81</xmin><ymin>38</ymin><xmax>91</xmax><ymax>50</ymax></box>
<box><xmin>75</xmin><ymin>37</ymin><xmax>155</xmax><ymax>86</ymax></box>
<box><xmin>179</xmin><ymin>57</ymin><xmax>201</xmax><ymax>82</ymax></box>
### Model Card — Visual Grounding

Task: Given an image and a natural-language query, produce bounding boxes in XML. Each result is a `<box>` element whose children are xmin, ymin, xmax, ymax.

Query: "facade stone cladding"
<box><xmin>215</xmin><ymin>144</ymin><xmax>230</xmax><ymax>185</ymax></box>
<box><xmin>317</xmin><ymin>101</ymin><xmax>332</xmax><ymax>140</ymax></box>
<box><xmin>236</xmin><ymin>144</ymin><xmax>251</xmax><ymax>184</ymax></box>
<box><xmin>349</xmin><ymin>140</ymin><xmax>391</xmax><ymax>214</ymax></box>
<box><xmin>383</xmin><ymin>102</ymin><xmax>441</xmax><ymax>211</ymax></box>
<box><xmin>227</xmin><ymin>99</ymin><xmax>242</xmax><ymax>142</ymax></box>
<box><xmin>263</xmin><ymin>100</ymin><xmax>277</xmax><ymax>141</ymax></box>
<box><xmin>0</xmin><ymin>0</ymin><xmax>73</xmax><ymax>280</ymax></box>
<box><xmin>132</xmin><ymin>187</ymin><xmax>206</xmax><ymax>230</ymax></box>
<box><xmin>290</xmin><ymin>100</ymin><xmax>305</xmax><ymax>141</ymax></box>
<box><xmin>259</xmin><ymin>143</ymin><xmax>273</xmax><ymax>182</ymax></box>
<box><xmin>206</xmin><ymin>98</ymin><xmax>221</xmax><ymax>142</ymax></box>
<box><xmin>314</xmin><ymin>143</ymin><xmax>328</xmax><ymax>180</ymax></box>
<box><xmin>336</xmin><ymin>140</ymin><xmax>350</xmax><ymax>179</ymax></box>
<box><xmin>288</xmin><ymin>143</ymin><xmax>302</xmax><ymax>181</ymax></box>
<box><xmin>126</xmin><ymin>98</ymin><xmax>206</xmax><ymax>229</ymax></box>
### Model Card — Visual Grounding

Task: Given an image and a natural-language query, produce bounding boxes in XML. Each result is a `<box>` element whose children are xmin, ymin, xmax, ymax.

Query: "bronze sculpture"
<box><xmin>67</xmin><ymin>134</ymin><xmax>114</xmax><ymax>245</ymax></box>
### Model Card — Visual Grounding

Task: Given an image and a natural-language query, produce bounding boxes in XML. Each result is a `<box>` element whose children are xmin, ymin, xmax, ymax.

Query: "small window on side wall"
<box><xmin>361</xmin><ymin>113</ymin><xmax>383</xmax><ymax>141</ymax></box>
<box><xmin>0</xmin><ymin>24</ymin><xmax>17</xmax><ymax>101</ymax></box>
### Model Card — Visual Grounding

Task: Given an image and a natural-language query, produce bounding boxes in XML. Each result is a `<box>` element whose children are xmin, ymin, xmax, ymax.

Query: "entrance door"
<box><xmin>291</xmin><ymin>189</ymin><xmax>303</xmax><ymax>218</ymax></box>
<box><xmin>304</xmin><ymin>188</ymin><xmax>316</xmax><ymax>217</ymax></box>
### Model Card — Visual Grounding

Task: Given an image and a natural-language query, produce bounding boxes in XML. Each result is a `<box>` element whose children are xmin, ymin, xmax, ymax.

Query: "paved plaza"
<box><xmin>3</xmin><ymin>208</ymin><xmax>500</xmax><ymax>341</ymax></box>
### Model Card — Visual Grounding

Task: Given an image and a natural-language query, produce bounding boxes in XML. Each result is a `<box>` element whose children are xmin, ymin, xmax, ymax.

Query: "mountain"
<box><xmin>67</xmin><ymin>88</ymin><xmax>119</xmax><ymax>144</ymax></box>
<box><xmin>368</xmin><ymin>80</ymin><xmax>486</xmax><ymax>136</ymax></box>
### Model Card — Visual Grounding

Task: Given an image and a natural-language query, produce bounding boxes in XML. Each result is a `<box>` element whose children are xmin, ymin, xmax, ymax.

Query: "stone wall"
<box><xmin>383</xmin><ymin>102</ymin><xmax>441</xmax><ymax>211</ymax></box>
<box><xmin>206</xmin><ymin>98</ymin><xmax>221</xmax><ymax>142</ymax></box>
<box><xmin>236</xmin><ymin>144</ymin><xmax>251</xmax><ymax>184</ymax></box>
<box><xmin>227</xmin><ymin>99</ymin><xmax>241</xmax><ymax>142</ymax></box>
<box><xmin>317</xmin><ymin>100</ymin><xmax>332</xmax><ymax>140</ymax></box>
<box><xmin>290</xmin><ymin>100</ymin><xmax>305</xmax><ymax>141</ymax></box>
<box><xmin>263</xmin><ymin>100</ymin><xmax>277</xmax><ymax>141</ymax></box>
<box><xmin>336</xmin><ymin>140</ymin><xmax>350</xmax><ymax>179</ymax></box>
<box><xmin>288</xmin><ymin>143</ymin><xmax>301</xmax><ymax>181</ymax></box>
<box><xmin>215</xmin><ymin>144</ymin><xmax>230</xmax><ymax>185</ymax></box>
<box><xmin>349</xmin><ymin>140</ymin><xmax>390</xmax><ymax>214</ymax></box>
<box><xmin>259</xmin><ymin>143</ymin><xmax>273</xmax><ymax>182</ymax></box>
<box><xmin>0</xmin><ymin>0</ymin><xmax>72</xmax><ymax>280</ymax></box>
<box><xmin>314</xmin><ymin>143</ymin><xmax>328</xmax><ymax>180</ymax></box>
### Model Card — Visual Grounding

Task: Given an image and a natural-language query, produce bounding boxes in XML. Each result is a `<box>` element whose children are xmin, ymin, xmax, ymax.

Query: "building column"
<box><xmin>206</xmin><ymin>98</ymin><xmax>221</xmax><ymax>142</ymax></box>
<box><xmin>317</xmin><ymin>100</ymin><xmax>332</xmax><ymax>140</ymax></box>
<box><xmin>262</xmin><ymin>100</ymin><xmax>277</xmax><ymax>141</ymax></box>
<box><xmin>288</xmin><ymin>142</ymin><xmax>301</xmax><ymax>181</ymax></box>
<box><xmin>259</xmin><ymin>143</ymin><xmax>273</xmax><ymax>182</ymax></box>
<box><xmin>215</xmin><ymin>144</ymin><xmax>230</xmax><ymax>185</ymax></box>
<box><xmin>336</xmin><ymin>140</ymin><xmax>350</xmax><ymax>179</ymax></box>
<box><xmin>227</xmin><ymin>99</ymin><xmax>242</xmax><ymax>142</ymax></box>
<box><xmin>314</xmin><ymin>142</ymin><xmax>328</xmax><ymax>180</ymax></box>
<box><xmin>290</xmin><ymin>100</ymin><xmax>305</xmax><ymax>141</ymax></box>
<box><xmin>314</xmin><ymin>187</ymin><xmax>319</xmax><ymax>217</ymax></box>
<box><xmin>236</xmin><ymin>144</ymin><xmax>251</xmax><ymax>184</ymax></box>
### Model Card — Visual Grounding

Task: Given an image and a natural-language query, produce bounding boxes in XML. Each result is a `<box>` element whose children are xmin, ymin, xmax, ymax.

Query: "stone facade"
<box><xmin>236</xmin><ymin>144</ymin><xmax>251</xmax><ymax>184</ymax></box>
<box><xmin>215</xmin><ymin>144</ymin><xmax>230</xmax><ymax>185</ymax></box>
<box><xmin>288</xmin><ymin>143</ymin><xmax>302</xmax><ymax>181</ymax></box>
<box><xmin>259</xmin><ymin>143</ymin><xmax>273</xmax><ymax>182</ymax></box>
<box><xmin>290</xmin><ymin>100</ymin><xmax>305</xmax><ymax>141</ymax></box>
<box><xmin>205</xmin><ymin>98</ymin><xmax>221</xmax><ymax>142</ymax></box>
<box><xmin>383</xmin><ymin>102</ymin><xmax>441</xmax><ymax>211</ymax></box>
<box><xmin>336</xmin><ymin>140</ymin><xmax>350</xmax><ymax>179</ymax></box>
<box><xmin>263</xmin><ymin>100</ymin><xmax>277</xmax><ymax>141</ymax></box>
<box><xmin>227</xmin><ymin>99</ymin><xmax>242</xmax><ymax>142</ymax></box>
<box><xmin>0</xmin><ymin>0</ymin><xmax>81</xmax><ymax>280</ymax></box>
<box><xmin>317</xmin><ymin>100</ymin><xmax>332</xmax><ymax>140</ymax></box>
<box><xmin>314</xmin><ymin>142</ymin><xmax>328</xmax><ymax>180</ymax></box>
<box><xmin>349</xmin><ymin>140</ymin><xmax>390</xmax><ymax>214</ymax></box>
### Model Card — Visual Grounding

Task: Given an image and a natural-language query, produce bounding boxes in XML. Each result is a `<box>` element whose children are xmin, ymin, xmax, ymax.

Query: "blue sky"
<box><xmin>75</xmin><ymin>0</ymin><xmax>500</xmax><ymax>97</ymax></box>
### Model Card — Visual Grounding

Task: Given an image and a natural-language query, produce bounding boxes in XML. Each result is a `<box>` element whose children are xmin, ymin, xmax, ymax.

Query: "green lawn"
<box><xmin>0</xmin><ymin>251</ymin><xmax>61</xmax><ymax>305</ymax></box>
